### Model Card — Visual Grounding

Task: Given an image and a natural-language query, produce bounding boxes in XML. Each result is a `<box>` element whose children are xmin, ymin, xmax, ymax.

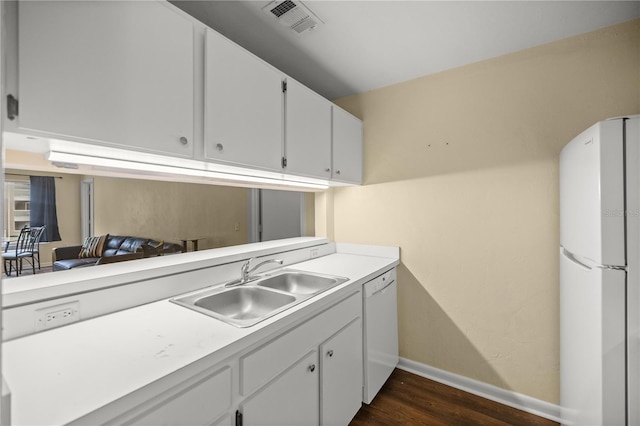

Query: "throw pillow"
<box><xmin>147</xmin><ymin>240</ymin><xmax>164</xmax><ymax>256</ymax></box>
<box><xmin>78</xmin><ymin>234</ymin><xmax>108</xmax><ymax>259</ymax></box>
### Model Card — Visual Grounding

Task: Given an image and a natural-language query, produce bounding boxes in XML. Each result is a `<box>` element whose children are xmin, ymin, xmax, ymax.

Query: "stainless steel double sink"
<box><xmin>170</xmin><ymin>270</ymin><xmax>349</xmax><ymax>327</ymax></box>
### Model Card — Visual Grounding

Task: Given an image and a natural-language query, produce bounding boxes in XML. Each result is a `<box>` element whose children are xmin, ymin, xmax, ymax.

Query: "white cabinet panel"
<box><xmin>242</xmin><ymin>351</ymin><xmax>319</xmax><ymax>426</ymax></box>
<box><xmin>240</xmin><ymin>291</ymin><xmax>361</xmax><ymax>396</ymax></box>
<box><xmin>204</xmin><ymin>29</ymin><xmax>283</xmax><ymax>172</ymax></box>
<box><xmin>332</xmin><ymin>106</ymin><xmax>363</xmax><ymax>184</ymax></box>
<box><xmin>212</xmin><ymin>414</ymin><xmax>232</xmax><ymax>426</ymax></box>
<box><xmin>18</xmin><ymin>1</ymin><xmax>194</xmax><ymax>157</ymax></box>
<box><xmin>320</xmin><ymin>319</ymin><xmax>363</xmax><ymax>426</ymax></box>
<box><xmin>240</xmin><ymin>290</ymin><xmax>362</xmax><ymax>426</ymax></box>
<box><xmin>122</xmin><ymin>366</ymin><xmax>232</xmax><ymax>426</ymax></box>
<box><xmin>285</xmin><ymin>79</ymin><xmax>332</xmax><ymax>179</ymax></box>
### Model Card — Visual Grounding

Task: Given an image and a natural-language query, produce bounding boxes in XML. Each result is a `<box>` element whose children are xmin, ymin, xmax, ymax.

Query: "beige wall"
<box><xmin>92</xmin><ymin>176</ymin><xmax>249</xmax><ymax>250</ymax></box>
<box><xmin>303</xmin><ymin>192</ymin><xmax>316</xmax><ymax>237</ymax></box>
<box><xmin>5</xmin><ymin>167</ymin><xmax>82</xmax><ymax>266</ymax></box>
<box><xmin>324</xmin><ymin>20</ymin><xmax>640</xmax><ymax>403</ymax></box>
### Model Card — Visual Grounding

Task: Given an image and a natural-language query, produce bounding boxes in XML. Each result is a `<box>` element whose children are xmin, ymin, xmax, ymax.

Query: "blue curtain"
<box><xmin>30</xmin><ymin>176</ymin><xmax>62</xmax><ymax>242</ymax></box>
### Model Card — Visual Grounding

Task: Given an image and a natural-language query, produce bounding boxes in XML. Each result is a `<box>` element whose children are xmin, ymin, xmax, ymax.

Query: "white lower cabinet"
<box><xmin>213</xmin><ymin>414</ymin><xmax>233</xmax><ymax>426</ymax></box>
<box><xmin>240</xmin><ymin>320</ymin><xmax>363</xmax><ymax>426</ymax></box>
<box><xmin>107</xmin><ymin>366</ymin><xmax>232</xmax><ymax>426</ymax></box>
<box><xmin>237</xmin><ymin>290</ymin><xmax>363</xmax><ymax>426</ymax></box>
<box><xmin>320</xmin><ymin>319</ymin><xmax>363</xmax><ymax>426</ymax></box>
<box><xmin>90</xmin><ymin>290</ymin><xmax>362</xmax><ymax>426</ymax></box>
<box><xmin>241</xmin><ymin>351</ymin><xmax>320</xmax><ymax>426</ymax></box>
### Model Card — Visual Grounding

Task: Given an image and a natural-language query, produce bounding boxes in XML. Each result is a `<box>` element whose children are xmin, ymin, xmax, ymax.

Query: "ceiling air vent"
<box><xmin>263</xmin><ymin>0</ymin><xmax>324</xmax><ymax>34</ymax></box>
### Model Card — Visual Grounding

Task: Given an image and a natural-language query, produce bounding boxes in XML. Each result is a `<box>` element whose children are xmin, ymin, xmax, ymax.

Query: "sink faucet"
<box><xmin>227</xmin><ymin>257</ymin><xmax>284</xmax><ymax>287</ymax></box>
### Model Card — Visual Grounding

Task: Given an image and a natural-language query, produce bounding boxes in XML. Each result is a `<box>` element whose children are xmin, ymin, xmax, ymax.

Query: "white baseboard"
<box><xmin>397</xmin><ymin>357</ymin><xmax>562</xmax><ymax>423</ymax></box>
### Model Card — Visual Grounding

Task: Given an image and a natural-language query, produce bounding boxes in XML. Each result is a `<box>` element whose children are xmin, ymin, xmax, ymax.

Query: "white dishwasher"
<box><xmin>363</xmin><ymin>268</ymin><xmax>399</xmax><ymax>404</ymax></box>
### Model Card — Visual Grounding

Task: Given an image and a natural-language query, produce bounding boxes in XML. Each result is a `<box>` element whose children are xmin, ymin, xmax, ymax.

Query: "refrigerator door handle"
<box><xmin>561</xmin><ymin>248</ymin><xmax>593</xmax><ymax>270</ymax></box>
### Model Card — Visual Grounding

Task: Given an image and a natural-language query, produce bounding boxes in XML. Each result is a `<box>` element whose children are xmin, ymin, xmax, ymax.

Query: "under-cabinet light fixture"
<box><xmin>46</xmin><ymin>148</ymin><xmax>329</xmax><ymax>190</ymax></box>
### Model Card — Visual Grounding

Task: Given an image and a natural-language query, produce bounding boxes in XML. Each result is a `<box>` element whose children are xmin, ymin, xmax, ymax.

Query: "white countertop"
<box><xmin>3</xmin><ymin>237</ymin><xmax>330</xmax><ymax>308</ymax></box>
<box><xmin>3</xmin><ymin>252</ymin><xmax>398</xmax><ymax>425</ymax></box>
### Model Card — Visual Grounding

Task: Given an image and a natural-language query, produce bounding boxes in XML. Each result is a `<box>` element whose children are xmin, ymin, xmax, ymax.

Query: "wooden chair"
<box><xmin>2</xmin><ymin>226</ymin><xmax>46</xmax><ymax>276</ymax></box>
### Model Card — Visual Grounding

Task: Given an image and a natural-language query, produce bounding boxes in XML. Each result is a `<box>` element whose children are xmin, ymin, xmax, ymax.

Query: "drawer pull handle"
<box><xmin>179</xmin><ymin>136</ymin><xmax>188</xmax><ymax>145</ymax></box>
<box><xmin>327</xmin><ymin>350</ymin><xmax>334</xmax><ymax>358</ymax></box>
<box><xmin>308</xmin><ymin>364</ymin><xmax>316</xmax><ymax>373</ymax></box>
<box><xmin>216</xmin><ymin>143</ymin><xmax>224</xmax><ymax>151</ymax></box>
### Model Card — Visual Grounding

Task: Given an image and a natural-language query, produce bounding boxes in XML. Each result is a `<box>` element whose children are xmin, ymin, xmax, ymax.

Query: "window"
<box><xmin>4</xmin><ymin>178</ymin><xmax>31</xmax><ymax>238</ymax></box>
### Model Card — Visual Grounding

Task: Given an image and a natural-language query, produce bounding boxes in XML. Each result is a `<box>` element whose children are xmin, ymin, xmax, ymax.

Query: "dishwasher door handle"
<box><xmin>370</xmin><ymin>279</ymin><xmax>395</xmax><ymax>297</ymax></box>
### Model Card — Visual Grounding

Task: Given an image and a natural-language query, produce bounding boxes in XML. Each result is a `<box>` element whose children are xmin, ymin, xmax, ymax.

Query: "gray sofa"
<box><xmin>52</xmin><ymin>235</ymin><xmax>183</xmax><ymax>272</ymax></box>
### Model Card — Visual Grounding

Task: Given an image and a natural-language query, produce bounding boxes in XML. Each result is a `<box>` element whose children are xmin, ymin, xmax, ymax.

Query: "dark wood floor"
<box><xmin>350</xmin><ymin>369</ymin><xmax>558</xmax><ymax>426</ymax></box>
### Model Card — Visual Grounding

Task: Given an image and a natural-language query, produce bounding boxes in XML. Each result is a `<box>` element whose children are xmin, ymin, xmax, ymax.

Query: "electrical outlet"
<box><xmin>310</xmin><ymin>248</ymin><xmax>319</xmax><ymax>259</ymax></box>
<box><xmin>35</xmin><ymin>301</ymin><xmax>80</xmax><ymax>331</ymax></box>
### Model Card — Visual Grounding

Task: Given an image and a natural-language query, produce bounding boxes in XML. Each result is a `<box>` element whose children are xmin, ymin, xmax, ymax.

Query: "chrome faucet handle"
<box><xmin>240</xmin><ymin>257</ymin><xmax>257</xmax><ymax>281</ymax></box>
<box><xmin>237</xmin><ymin>257</ymin><xmax>283</xmax><ymax>284</ymax></box>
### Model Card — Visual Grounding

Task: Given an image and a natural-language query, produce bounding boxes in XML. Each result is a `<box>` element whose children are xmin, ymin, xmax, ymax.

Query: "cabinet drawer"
<box><xmin>240</xmin><ymin>290</ymin><xmax>361</xmax><ymax>396</ymax></box>
<box><xmin>121</xmin><ymin>366</ymin><xmax>231</xmax><ymax>426</ymax></box>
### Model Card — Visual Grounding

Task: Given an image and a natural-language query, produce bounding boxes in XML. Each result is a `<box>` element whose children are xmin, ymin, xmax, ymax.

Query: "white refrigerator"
<box><xmin>560</xmin><ymin>115</ymin><xmax>640</xmax><ymax>425</ymax></box>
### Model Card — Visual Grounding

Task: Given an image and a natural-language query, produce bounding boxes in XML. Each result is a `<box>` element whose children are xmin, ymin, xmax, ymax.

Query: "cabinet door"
<box><xmin>242</xmin><ymin>351</ymin><xmax>319</xmax><ymax>426</ymax></box>
<box><xmin>285</xmin><ymin>79</ymin><xmax>331</xmax><ymax>179</ymax></box>
<box><xmin>18</xmin><ymin>1</ymin><xmax>194</xmax><ymax>157</ymax></box>
<box><xmin>121</xmin><ymin>367</ymin><xmax>231</xmax><ymax>426</ymax></box>
<box><xmin>204</xmin><ymin>29</ymin><xmax>283</xmax><ymax>172</ymax></box>
<box><xmin>212</xmin><ymin>414</ymin><xmax>232</xmax><ymax>426</ymax></box>
<box><xmin>332</xmin><ymin>106</ymin><xmax>363</xmax><ymax>184</ymax></box>
<box><xmin>320</xmin><ymin>319</ymin><xmax>363</xmax><ymax>426</ymax></box>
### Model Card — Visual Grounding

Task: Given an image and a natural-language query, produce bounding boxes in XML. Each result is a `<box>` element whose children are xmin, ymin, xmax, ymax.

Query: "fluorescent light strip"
<box><xmin>49</xmin><ymin>139</ymin><xmax>284</xmax><ymax>180</ymax></box>
<box><xmin>47</xmin><ymin>139</ymin><xmax>330</xmax><ymax>188</ymax></box>
<box><xmin>47</xmin><ymin>151</ymin><xmax>329</xmax><ymax>190</ymax></box>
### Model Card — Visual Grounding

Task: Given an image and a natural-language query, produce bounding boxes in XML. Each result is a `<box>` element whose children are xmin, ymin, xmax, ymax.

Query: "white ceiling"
<box><xmin>171</xmin><ymin>1</ymin><xmax>640</xmax><ymax>100</ymax></box>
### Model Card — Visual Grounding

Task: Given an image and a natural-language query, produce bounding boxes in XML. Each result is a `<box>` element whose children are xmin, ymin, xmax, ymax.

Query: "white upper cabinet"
<box><xmin>204</xmin><ymin>29</ymin><xmax>283</xmax><ymax>172</ymax></box>
<box><xmin>13</xmin><ymin>1</ymin><xmax>363</xmax><ymax>185</ymax></box>
<box><xmin>284</xmin><ymin>79</ymin><xmax>332</xmax><ymax>180</ymax></box>
<box><xmin>332</xmin><ymin>106</ymin><xmax>363</xmax><ymax>184</ymax></box>
<box><xmin>18</xmin><ymin>1</ymin><xmax>194</xmax><ymax>157</ymax></box>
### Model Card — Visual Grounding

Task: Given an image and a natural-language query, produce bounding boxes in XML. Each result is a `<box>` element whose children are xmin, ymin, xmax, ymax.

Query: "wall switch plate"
<box><xmin>35</xmin><ymin>301</ymin><xmax>80</xmax><ymax>331</ymax></box>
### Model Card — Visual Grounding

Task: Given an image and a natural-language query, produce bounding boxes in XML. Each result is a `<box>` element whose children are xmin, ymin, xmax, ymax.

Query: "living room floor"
<box><xmin>3</xmin><ymin>264</ymin><xmax>53</xmax><ymax>278</ymax></box>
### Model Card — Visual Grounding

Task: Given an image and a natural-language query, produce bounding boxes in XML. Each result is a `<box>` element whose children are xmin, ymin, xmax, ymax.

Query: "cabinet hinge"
<box><xmin>282</xmin><ymin>80</ymin><xmax>287</xmax><ymax>93</ymax></box>
<box><xmin>235</xmin><ymin>410</ymin><xmax>243</xmax><ymax>426</ymax></box>
<box><xmin>282</xmin><ymin>157</ymin><xmax>287</xmax><ymax>169</ymax></box>
<box><xmin>7</xmin><ymin>94</ymin><xmax>18</xmax><ymax>121</ymax></box>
